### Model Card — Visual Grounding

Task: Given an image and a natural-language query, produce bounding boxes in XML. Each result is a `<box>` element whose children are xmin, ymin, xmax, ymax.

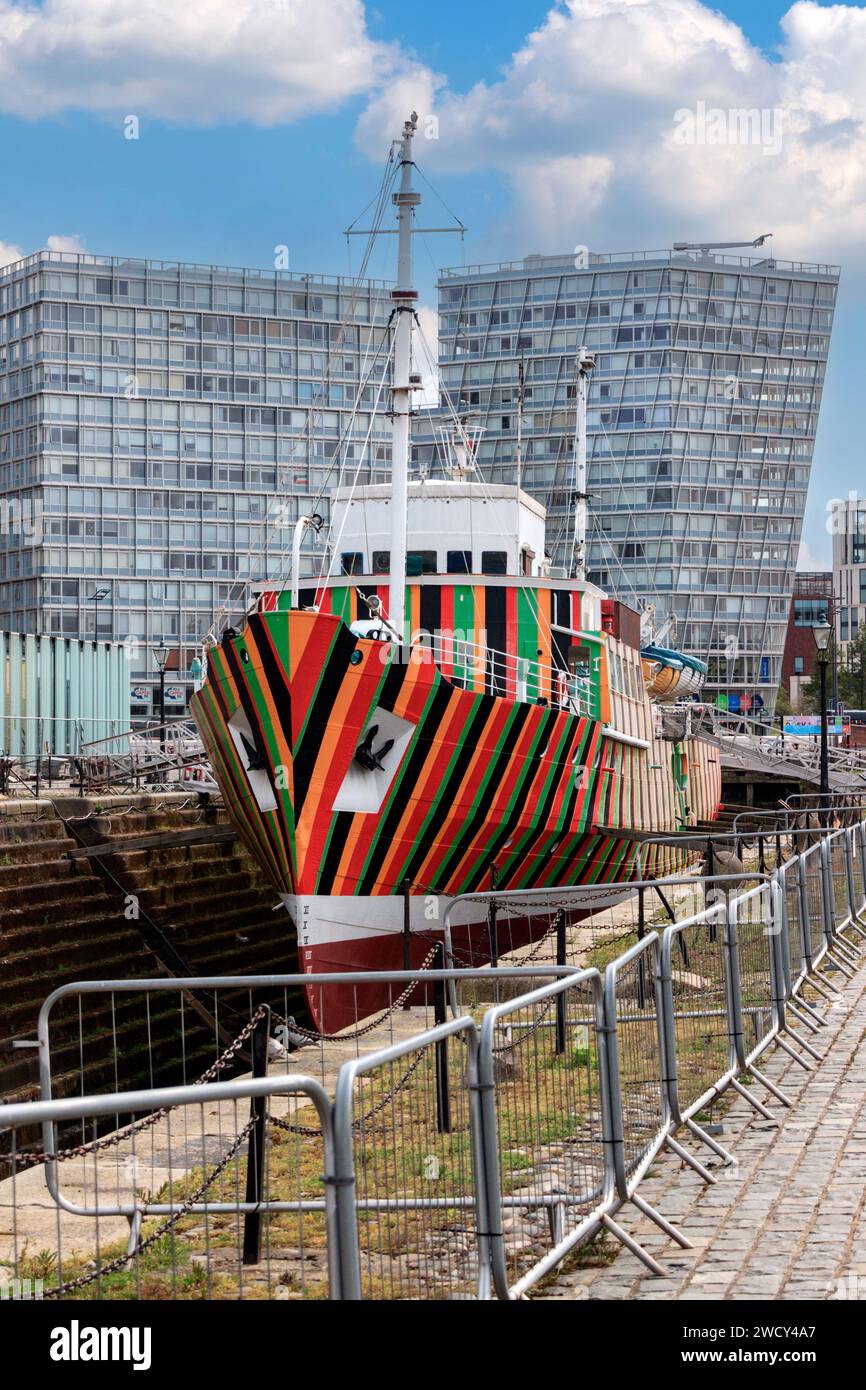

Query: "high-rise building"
<box><xmin>831</xmin><ymin>494</ymin><xmax>866</xmax><ymax>658</ymax></box>
<box><xmin>0</xmin><ymin>249</ymin><xmax>391</xmax><ymax>720</ymax></box>
<box><xmin>434</xmin><ymin>248</ymin><xmax>840</xmax><ymax>711</ymax></box>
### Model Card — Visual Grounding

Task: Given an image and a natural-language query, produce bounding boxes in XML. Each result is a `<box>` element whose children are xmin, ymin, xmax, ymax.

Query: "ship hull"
<box><xmin>192</xmin><ymin>608</ymin><xmax>721</xmax><ymax>1033</ymax></box>
<box><xmin>286</xmin><ymin>878</ymin><xmax>636</xmax><ymax>1032</ymax></box>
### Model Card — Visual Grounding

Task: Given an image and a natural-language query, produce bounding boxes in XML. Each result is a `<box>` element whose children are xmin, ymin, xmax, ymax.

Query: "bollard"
<box><xmin>242</xmin><ymin>1005</ymin><xmax>271</xmax><ymax>1265</ymax></box>
<box><xmin>433</xmin><ymin>944</ymin><xmax>451</xmax><ymax>1133</ymax></box>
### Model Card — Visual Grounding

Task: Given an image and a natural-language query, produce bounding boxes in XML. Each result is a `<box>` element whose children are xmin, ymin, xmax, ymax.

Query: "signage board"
<box><xmin>783</xmin><ymin>716</ymin><xmax>845</xmax><ymax>737</ymax></box>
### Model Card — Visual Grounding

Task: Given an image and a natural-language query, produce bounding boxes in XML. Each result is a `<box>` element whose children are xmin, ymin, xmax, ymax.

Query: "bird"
<box><xmin>239</xmin><ymin>730</ymin><xmax>265</xmax><ymax>772</ymax></box>
<box><xmin>354</xmin><ymin>725</ymin><xmax>394</xmax><ymax>772</ymax></box>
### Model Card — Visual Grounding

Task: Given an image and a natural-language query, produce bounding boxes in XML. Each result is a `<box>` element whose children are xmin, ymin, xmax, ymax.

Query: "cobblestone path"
<box><xmin>542</xmin><ymin>959</ymin><xmax>866</xmax><ymax>1301</ymax></box>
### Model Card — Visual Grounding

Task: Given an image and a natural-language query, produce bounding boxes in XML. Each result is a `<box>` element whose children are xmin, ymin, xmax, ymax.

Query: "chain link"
<box><xmin>268</xmin><ymin>1049</ymin><xmax>427</xmax><ymax>1139</ymax></box>
<box><xmin>42</xmin><ymin>1117</ymin><xmax>256</xmax><ymax>1298</ymax></box>
<box><xmin>272</xmin><ymin>943</ymin><xmax>440</xmax><ymax>1044</ymax></box>
<box><xmin>15</xmin><ymin>1008</ymin><xmax>268</xmax><ymax>1171</ymax></box>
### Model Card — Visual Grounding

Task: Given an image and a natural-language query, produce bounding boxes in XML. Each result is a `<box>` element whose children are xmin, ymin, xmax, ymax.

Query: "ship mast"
<box><xmin>570</xmin><ymin>344</ymin><xmax>596</xmax><ymax>580</ymax></box>
<box><xmin>388</xmin><ymin>112</ymin><xmax>420</xmax><ymax>645</ymax></box>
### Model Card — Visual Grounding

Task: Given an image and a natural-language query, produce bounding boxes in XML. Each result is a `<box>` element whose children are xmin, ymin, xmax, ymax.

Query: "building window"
<box><xmin>793</xmin><ymin>656</ymin><xmax>804</xmax><ymax>675</ymax></box>
<box><xmin>793</xmin><ymin>598</ymin><xmax>830</xmax><ymax>626</ymax></box>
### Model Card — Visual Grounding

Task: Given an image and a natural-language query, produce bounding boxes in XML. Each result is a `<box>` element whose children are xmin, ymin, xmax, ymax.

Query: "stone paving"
<box><xmin>542</xmin><ymin>956</ymin><xmax>866</xmax><ymax>1301</ymax></box>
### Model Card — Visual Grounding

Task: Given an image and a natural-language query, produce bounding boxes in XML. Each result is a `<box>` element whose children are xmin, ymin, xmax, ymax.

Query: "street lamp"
<box><xmin>814</xmin><ymin>612</ymin><xmax>832</xmax><ymax>810</ymax></box>
<box><xmin>152</xmin><ymin>645</ymin><xmax>170</xmax><ymax>752</ymax></box>
<box><xmin>87</xmin><ymin>586</ymin><xmax>110</xmax><ymax>642</ymax></box>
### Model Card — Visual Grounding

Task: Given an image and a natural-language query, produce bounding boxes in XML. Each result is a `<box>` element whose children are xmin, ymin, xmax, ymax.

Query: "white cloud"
<box><xmin>797</xmin><ymin>537</ymin><xmax>829</xmax><ymax>571</ymax></box>
<box><xmin>0</xmin><ymin>0</ymin><xmax>389</xmax><ymax>123</ymax></box>
<box><xmin>0</xmin><ymin>233</ymin><xmax>87</xmax><ymax>266</ymax></box>
<box><xmin>0</xmin><ymin>239</ymin><xmax>24</xmax><ymax>267</ymax></box>
<box><xmin>356</xmin><ymin>0</ymin><xmax>866</xmax><ymax>268</ymax></box>
<box><xmin>46</xmin><ymin>234</ymin><xmax>87</xmax><ymax>254</ymax></box>
<box><xmin>2</xmin><ymin>1</ymin><xmax>866</xmax><ymax>274</ymax></box>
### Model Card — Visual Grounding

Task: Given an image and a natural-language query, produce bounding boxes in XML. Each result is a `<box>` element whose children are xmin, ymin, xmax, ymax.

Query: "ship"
<box><xmin>191</xmin><ymin>115</ymin><xmax>722</xmax><ymax>1033</ymax></box>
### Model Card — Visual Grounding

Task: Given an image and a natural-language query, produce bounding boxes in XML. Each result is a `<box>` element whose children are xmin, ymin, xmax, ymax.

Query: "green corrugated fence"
<box><xmin>0</xmin><ymin>630</ymin><xmax>130</xmax><ymax>758</ymax></box>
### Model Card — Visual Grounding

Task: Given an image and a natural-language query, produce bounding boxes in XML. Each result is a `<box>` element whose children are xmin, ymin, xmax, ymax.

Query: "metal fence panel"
<box><xmin>853</xmin><ymin>825</ymin><xmax>866</xmax><ymax>916</ymax></box>
<box><xmin>728</xmin><ymin>882</ymin><xmax>782</xmax><ymax>1070</ymax></box>
<box><xmin>659</xmin><ymin>900</ymin><xmax>732</xmax><ymax>1125</ymax></box>
<box><xmin>801</xmin><ymin>844</ymin><xmax>829</xmax><ymax>969</ymax></box>
<box><xmin>827</xmin><ymin>830</ymin><xmax>853</xmax><ymax>932</ymax></box>
<box><xmin>477</xmin><ymin>970</ymin><xmax>606</xmax><ymax>1300</ymax></box>
<box><xmin>332</xmin><ymin>1015</ymin><xmax>488</xmax><ymax>1301</ymax></box>
<box><xmin>603</xmin><ymin>934</ymin><xmax>668</xmax><ymax>1199</ymax></box>
<box><xmin>0</xmin><ymin>1075</ymin><xmax>338</xmax><ymax>1301</ymax></box>
<box><xmin>778</xmin><ymin>858</ymin><xmax>809</xmax><ymax>996</ymax></box>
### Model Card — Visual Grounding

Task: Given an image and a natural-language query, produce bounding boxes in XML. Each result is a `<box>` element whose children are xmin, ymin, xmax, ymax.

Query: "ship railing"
<box><xmin>707</xmin><ymin>707</ymin><xmax>866</xmax><ymax>779</ymax></box>
<box><xmin>6</xmin><ymin>819</ymin><xmax>866</xmax><ymax>1299</ymax></box>
<box><xmin>416</xmin><ymin>629</ymin><xmax>594</xmax><ymax>716</ymax></box>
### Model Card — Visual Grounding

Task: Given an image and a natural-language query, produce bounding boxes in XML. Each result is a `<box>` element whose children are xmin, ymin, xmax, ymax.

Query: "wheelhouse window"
<box><xmin>481</xmin><ymin>551</ymin><xmax>508</xmax><ymax>575</ymax></box>
<box><xmin>406</xmin><ymin>551</ymin><xmax>437</xmax><ymax>575</ymax></box>
<box><xmin>447</xmin><ymin>550</ymin><xmax>472</xmax><ymax>574</ymax></box>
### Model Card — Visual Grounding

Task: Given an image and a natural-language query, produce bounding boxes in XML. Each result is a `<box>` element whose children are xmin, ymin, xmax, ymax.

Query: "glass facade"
<box><xmin>432</xmin><ymin>249</ymin><xmax>839</xmax><ymax>710</ymax></box>
<box><xmin>832</xmin><ymin>497</ymin><xmax>866</xmax><ymax>655</ymax></box>
<box><xmin>0</xmin><ymin>250</ymin><xmax>391</xmax><ymax>718</ymax></box>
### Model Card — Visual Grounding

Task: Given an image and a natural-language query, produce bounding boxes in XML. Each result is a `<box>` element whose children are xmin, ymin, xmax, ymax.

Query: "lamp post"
<box><xmin>87</xmin><ymin>586</ymin><xmax>110</xmax><ymax>642</ymax></box>
<box><xmin>814</xmin><ymin>613</ymin><xmax>832</xmax><ymax>813</ymax></box>
<box><xmin>152</xmin><ymin>645</ymin><xmax>169</xmax><ymax>753</ymax></box>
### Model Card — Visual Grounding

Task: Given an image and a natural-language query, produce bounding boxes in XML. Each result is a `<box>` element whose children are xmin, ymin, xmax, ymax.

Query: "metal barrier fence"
<box><xmin>2</xmin><ymin>821</ymin><xmax>865</xmax><ymax>1300</ymax></box>
<box><xmin>478</xmin><ymin>969</ymin><xmax>608</xmax><ymax>1298</ymax></box>
<box><xmin>0</xmin><ymin>1073</ymin><xmax>339</xmax><ymax>1301</ymax></box>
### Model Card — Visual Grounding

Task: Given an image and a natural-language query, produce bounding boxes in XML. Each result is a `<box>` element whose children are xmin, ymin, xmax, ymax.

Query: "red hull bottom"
<box><xmin>300</xmin><ymin>910</ymin><xmax>594</xmax><ymax>1035</ymax></box>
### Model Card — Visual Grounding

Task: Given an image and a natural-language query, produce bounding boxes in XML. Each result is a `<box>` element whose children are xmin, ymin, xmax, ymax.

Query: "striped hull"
<box><xmin>192</xmin><ymin>609</ymin><xmax>721</xmax><ymax>1032</ymax></box>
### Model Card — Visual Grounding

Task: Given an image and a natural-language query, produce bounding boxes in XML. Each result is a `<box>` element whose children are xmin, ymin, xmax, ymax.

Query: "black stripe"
<box><xmin>419</xmin><ymin>585</ymin><xmax>441</xmax><ymax>640</ymax></box>
<box><xmin>377</xmin><ymin>657</ymin><xmax>408</xmax><ymax>713</ymax></box>
<box><xmin>248</xmin><ymin>614</ymin><xmax>294</xmax><ymax>748</ymax></box>
<box><xmin>317</xmin><ymin>811</ymin><xmax>355</xmax><ymax>892</ymax></box>
<box><xmin>212</xmin><ymin>644</ymin><xmax>292</xmax><ymax>883</ymax></box>
<box><xmin>484</xmin><ymin>586</ymin><xmax>506</xmax><ymax>695</ymax></box>
<box><xmin>494</xmin><ymin>716</ymin><xmax>589</xmax><ymax>889</ymax></box>
<box><xmin>552</xmin><ymin>590</ymin><xmax>570</xmax><ymax>669</ymax></box>
<box><xmin>455</xmin><ymin>706</ymin><xmax>564</xmax><ymax>891</ymax></box>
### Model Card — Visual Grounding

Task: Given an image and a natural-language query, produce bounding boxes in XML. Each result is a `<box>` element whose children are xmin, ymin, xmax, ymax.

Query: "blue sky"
<box><xmin>1</xmin><ymin>0</ymin><xmax>863</xmax><ymax>565</ymax></box>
